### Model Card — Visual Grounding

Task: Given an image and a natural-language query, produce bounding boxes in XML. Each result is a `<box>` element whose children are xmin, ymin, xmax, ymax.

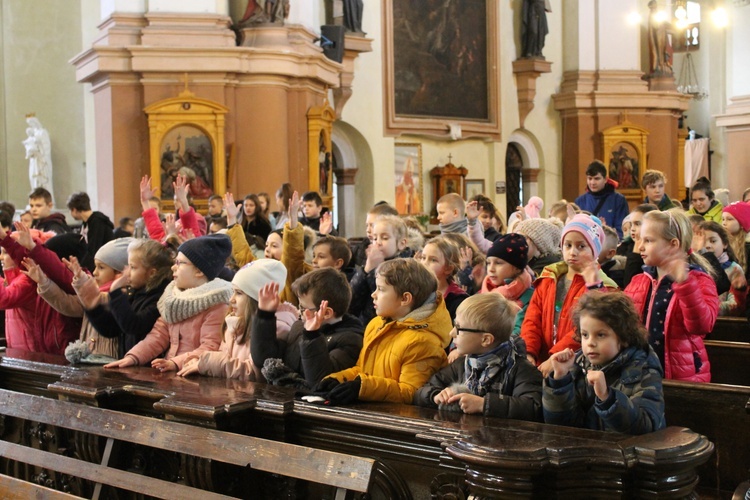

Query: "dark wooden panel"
<box><xmin>705</xmin><ymin>340</ymin><xmax>750</xmax><ymax>386</ymax></box>
<box><xmin>709</xmin><ymin>317</ymin><xmax>749</xmax><ymax>343</ymax></box>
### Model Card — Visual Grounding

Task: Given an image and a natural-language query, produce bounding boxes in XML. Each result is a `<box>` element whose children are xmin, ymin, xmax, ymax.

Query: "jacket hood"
<box><xmin>384</xmin><ymin>292</ymin><xmax>453</xmax><ymax>349</ymax></box>
<box><xmin>87</xmin><ymin>211</ymin><xmax>114</xmax><ymax>230</ymax></box>
<box><xmin>539</xmin><ymin>261</ymin><xmax>618</xmax><ymax>288</ymax></box>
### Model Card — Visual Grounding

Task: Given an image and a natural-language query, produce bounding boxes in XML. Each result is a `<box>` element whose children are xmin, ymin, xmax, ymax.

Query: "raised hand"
<box><xmin>288</xmin><ymin>191</ymin><xmax>300</xmax><ymax>229</ymax></box>
<box><xmin>164</xmin><ymin>213</ymin><xmax>177</xmax><ymax>237</ymax></box>
<box><xmin>548</xmin><ymin>348</ymin><xmax>576</xmax><ymax>380</ymax></box>
<box><xmin>223</xmin><ymin>192</ymin><xmax>240</xmax><ymax>226</ymax></box>
<box><xmin>20</xmin><ymin>258</ymin><xmax>47</xmax><ymax>284</ymax></box>
<box><xmin>580</xmin><ymin>253</ymin><xmax>600</xmax><ymax>285</ymax></box>
<box><xmin>173</xmin><ymin>174</ymin><xmax>190</xmax><ymax>211</ymax></box>
<box><xmin>62</xmin><ymin>256</ymin><xmax>84</xmax><ymax>280</ymax></box>
<box><xmin>110</xmin><ymin>266</ymin><xmax>131</xmax><ymax>291</ymax></box>
<box><xmin>465</xmin><ymin>201</ymin><xmax>480</xmax><ymax>221</ymax></box>
<box><xmin>662</xmin><ymin>250</ymin><xmax>688</xmax><ymax>284</ymax></box>
<box><xmin>587</xmin><ymin>370</ymin><xmax>609</xmax><ymax>400</ymax></box>
<box><xmin>257</xmin><ymin>282</ymin><xmax>280</xmax><ymax>312</ymax></box>
<box><xmin>140</xmin><ymin>175</ymin><xmax>157</xmax><ymax>211</ymax></box>
<box><xmin>729</xmin><ymin>265</ymin><xmax>747</xmax><ymax>290</ymax></box>
<box><xmin>74</xmin><ymin>275</ymin><xmax>104</xmax><ymax>310</ymax></box>
<box><xmin>13</xmin><ymin>221</ymin><xmax>35</xmax><ymax>250</ymax></box>
<box><xmin>458</xmin><ymin>246</ymin><xmax>473</xmax><ymax>270</ymax></box>
<box><xmin>303</xmin><ymin>299</ymin><xmax>328</xmax><ymax>331</ymax></box>
<box><xmin>364</xmin><ymin>244</ymin><xmax>386</xmax><ymax>273</ymax></box>
<box><xmin>319</xmin><ymin>212</ymin><xmax>333</xmax><ymax>235</ymax></box>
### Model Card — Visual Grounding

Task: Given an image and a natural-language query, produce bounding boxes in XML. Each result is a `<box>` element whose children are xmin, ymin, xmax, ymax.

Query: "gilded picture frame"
<box><xmin>383</xmin><ymin>0</ymin><xmax>500</xmax><ymax>140</ymax></box>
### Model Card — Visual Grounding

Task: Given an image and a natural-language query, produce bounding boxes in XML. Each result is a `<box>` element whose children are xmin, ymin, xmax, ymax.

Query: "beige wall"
<box><xmin>0</xmin><ymin>0</ymin><xmax>87</xmax><ymax>211</ymax></box>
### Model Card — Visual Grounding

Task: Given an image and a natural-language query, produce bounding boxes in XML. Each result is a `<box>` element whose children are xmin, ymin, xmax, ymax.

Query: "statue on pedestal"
<box><xmin>343</xmin><ymin>0</ymin><xmax>364</xmax><ymax>34</ymax></box>
<box><xmin>22</xmin><ymin>115</ymin><xmax>54</xmax><ymax>203</ymax></box>
<box><xmin>521</xmin><ymin>0</ymin><xmax>551</xmax><ymax>59</ymax></box>
<box><xmin>647</xmin><ymin>0</ymin><xmax>673</xmax><ymax>76</ymax></box>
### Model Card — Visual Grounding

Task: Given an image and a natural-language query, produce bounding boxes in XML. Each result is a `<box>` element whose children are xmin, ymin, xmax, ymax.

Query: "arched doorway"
<box><xmin>505</xmin><ymin>143</ymin><xmax>523</xmax><ymax>218</ymax></box>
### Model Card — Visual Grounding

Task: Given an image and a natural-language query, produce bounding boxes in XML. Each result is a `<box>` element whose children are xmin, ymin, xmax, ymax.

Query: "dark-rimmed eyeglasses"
<box><xmin>454</xmin><ymin>324</ymin><xmax>486</xmax><ymax>335</ymax></box>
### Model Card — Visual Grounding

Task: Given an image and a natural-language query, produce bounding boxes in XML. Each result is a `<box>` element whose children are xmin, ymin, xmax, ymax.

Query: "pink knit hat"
<box><xmin>723</xmin><ymin>202</ymin><xmax>750</xmax><ymax>232</ymax></box>
<box><xmin>561</xmin><ymin>214</ymin><xmax>605</xmax><ymax>259</ymax></box>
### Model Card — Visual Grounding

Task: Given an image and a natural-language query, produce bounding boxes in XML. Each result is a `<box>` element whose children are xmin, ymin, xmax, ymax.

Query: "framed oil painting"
<box><xmin>383</xmin><ymin>0</ymin><xmax>500</xmax><ymax>139</ymax></box>
<box><xmin>601</xmin><ymin>122</ymin><xmax>649</xmax><ymax>204</ymax></box>
<box><xmin>608</xmin><ymin>142</ymin><xmax>639</xmax><ymax>190</ymax></box>
<box><xmin>394</xmin><ymin>143</ymin><xmax>423</xmax><ymax>215</ymax></box>
<box><xmin>160</xmin><ymin>125</ymin><xmax>214</xmax><ymax>199</ymax></box>
<box><xmin>465</xmin><ymin>179</ymin><xmax>486</xmax><ymax>200</ymax></box>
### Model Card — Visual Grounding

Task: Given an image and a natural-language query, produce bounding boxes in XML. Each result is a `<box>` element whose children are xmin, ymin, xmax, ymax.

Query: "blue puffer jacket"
<box><xmin>542</xmin><ymin>345</ymin><xmax>666</xmax><ymax>435</ymax></box>
<box><xmin>575</xmin><ymin>181</ymin><xmax>630</xmax><ymax>239</ymax></box>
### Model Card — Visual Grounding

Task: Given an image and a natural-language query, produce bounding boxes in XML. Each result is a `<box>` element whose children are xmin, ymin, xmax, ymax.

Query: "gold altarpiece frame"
<box><xmin>307</xmin><ymin>103</ymin><xmax>336</xmax><ymax>210</ymax></box>
<box><xmin>601</xmin><ymin>123</ymin><xmax>650</xmax><ymax>205</ymax></box>
<box><xmin>145</xmin><ymin>89</ymin><xmax>229</xmax><ymax>213</ymax></box>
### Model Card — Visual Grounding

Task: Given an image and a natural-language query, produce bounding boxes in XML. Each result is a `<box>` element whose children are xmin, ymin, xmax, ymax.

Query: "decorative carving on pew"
<box><xmin>430</xmin><ymin>472</ymin><xmax>468</xmax><ymax>500</ymax></box>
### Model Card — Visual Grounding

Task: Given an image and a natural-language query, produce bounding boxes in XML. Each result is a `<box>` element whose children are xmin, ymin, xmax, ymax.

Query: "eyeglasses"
<box><xmin>174</xmin><ymin>259</ymin><xmax>193</xmax><ymax>267</ymax></box>
<box><xmin>298</xmin><ymin>303</ymin><xmax>318</xmax><ymax>314</ymax></box>
<box><xmin>454</xmin><ymin>324</ymin><xmax>486</xmax><ymax>335</ymax></box>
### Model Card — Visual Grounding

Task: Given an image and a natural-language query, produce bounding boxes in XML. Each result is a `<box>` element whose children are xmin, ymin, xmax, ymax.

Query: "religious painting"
<box><xmin>608</xmin><ymin>142</ymin><xmax>640</xmax><ymax>190</ymax></box>
<box><xmin>383</xmin><ymin>0</ymin><xmax>500</xmax><ymax>139</ymax></box>
<box><xmin>465</xmin><ymin>179</ymin><xmax>486</xmax><ymax>201</ymax></box>
<box><xmin>600</xmin><ymin>123</ymin><xmax>649</xmax><ymax>204</ymax></box>
<box><xmin>160</xmin><ymin>125</ymin><xmax>214</xmax><ymax>199</ymax></box>
<box><xmin>394</xmin><ymin>143</ymin><xmax>422</xmax><ymax>216</ymax></box>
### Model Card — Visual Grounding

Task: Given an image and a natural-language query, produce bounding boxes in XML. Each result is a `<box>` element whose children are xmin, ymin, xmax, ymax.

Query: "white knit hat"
<box><xmin>94</xmin><ymin>237</ymin><xmax>133</xmax><ymax>272</ymax></box>
<box><xmin>232</xmin><ymin>259</ymin><xmax>287</xmax><ymax>301</ymax></box>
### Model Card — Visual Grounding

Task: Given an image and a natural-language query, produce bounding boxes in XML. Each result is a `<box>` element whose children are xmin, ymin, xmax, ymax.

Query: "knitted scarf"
<box><xmin>440</xmin><ymin>218</ymin><xmax>468</xmax><ymax>235</ymax></box>
<box><xmin>157</xmin><ymin>279</ymin><xmax>233</xmax><ymax>324</ymax></box>
<box><xmin>464</xmin><ymin>336</ymin><xmax>520</xmax><ymax>396</ymax></box>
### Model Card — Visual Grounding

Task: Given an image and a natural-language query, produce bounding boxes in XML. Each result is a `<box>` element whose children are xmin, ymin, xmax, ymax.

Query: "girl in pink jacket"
<box><xmin>177</xmin><ymin>259</ymin><xmax>297</xmax><ymax>381</ymax></box>
<box><xmin>105</xmin><ymin>234</ymin><xmax>233</xmax><ymax>372</ymax></box>
<box><xmin>624</xmin><ymin>209</ymin><xmax>717</xmax><ymax>382</ymax></box>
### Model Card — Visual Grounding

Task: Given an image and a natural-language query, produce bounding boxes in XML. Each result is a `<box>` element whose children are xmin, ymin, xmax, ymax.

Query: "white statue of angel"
<box><xmin>22</xmin><ymin>116</ymin><xmax>54</xmax><ymax>203</ymax></box>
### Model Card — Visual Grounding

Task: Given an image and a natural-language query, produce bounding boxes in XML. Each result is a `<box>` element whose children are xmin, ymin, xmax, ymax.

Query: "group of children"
<box><xmin>2</xmin><ymin>165</ymin><xmax>742</xmax><ymax>437</ymax></box>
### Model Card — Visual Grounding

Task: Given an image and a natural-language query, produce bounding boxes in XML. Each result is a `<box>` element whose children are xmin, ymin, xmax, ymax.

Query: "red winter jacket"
<box><xmin>0</xmin><ymin>266</ymin><xmax>37</xmax><ymax>351</ymax></box>
<box><xmin>624</xmin><ymin>269</ymin><xmax>716</xmax><ymax>382</ymax></box>
<box><xmin>521</xmin><ymin>261</ymin><xmax>618</xmax><ymax>364</ymax></box>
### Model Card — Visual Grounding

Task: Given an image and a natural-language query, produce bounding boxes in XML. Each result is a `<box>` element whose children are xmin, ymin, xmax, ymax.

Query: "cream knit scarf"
<box><xmin>157</xmin><ymin>279</ymin><xmax>233</xmax><ymax>324</ymax></box>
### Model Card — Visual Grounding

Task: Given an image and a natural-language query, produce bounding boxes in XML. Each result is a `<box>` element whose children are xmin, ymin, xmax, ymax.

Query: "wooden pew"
<box><xmin>0</xmin><ymin>351</ymin><xmax>716</xmax><ymax>499</ymax></box>
<box><xmin>708</xmin><ymin>317</ymin><xmax>749</xmax><ymax>343</ymax></box>
<box><xmin>0</xmin><ymin>388</ymin><xmax>374</xmax><ymax>499</ymax></box>
<box><xmin>663</xmin><ymin>380</ymin><xmax>750</xmax><ymax>496</ymax></box>
<box><xmin>705</xmin><ymin>340</ymin><xmax>750</xmax><ymax>386</ymax></box>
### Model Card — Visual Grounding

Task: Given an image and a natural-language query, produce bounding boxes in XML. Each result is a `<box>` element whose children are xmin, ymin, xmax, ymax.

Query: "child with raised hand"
<box><xmin>79</xmin><ymin>239</ymin><xmax>174</xmax><ymax>357</ymax></box>
<box><xmin>521</xmin><ymin>214</ymin><xmax>618</xmax><ymax>378</ymax></box>
<box><xmin>104</xmin><ymin>234</ymin><xmax>234</xmax><ymax>372</ymax></box>
<box><xmin>317</xmin><ymin>258</ymin><xmax>452</xmax><ymax>405</ymax></box>
<box><xmin>253</xmin><ymin>267</ymin><xmax>363</xmax><ymax>388</ymax></box>
<box><xmin>418</xmin><ymin>235</ymin><xmax>468</xmax><ymax>321</ymax></box>
<box><xmin>543</xmin><ymin>292</ymin><xmax>666</xmax><ymax>434</ymax></box>
<box><xmin>348</xmin><ymin>214</ymin><xmax>413</xmax><ymax>325</ymax></box>
<box><xmin>481</xmin><ymin>234</ymin><xmax>534</xmax><ymax>336</ymax></box>
<box><xmin>415</xmin><ymin>293</ymin><xmax>542</xmax><ymax>420</ymax></box>
<box><xmin>441</xmin><ymin>232</ymin><xmax>485</xmax><ymax>296</ymax></box>
<box><xmin>698</xmin><ymin>221</ymin><xmax>747</xmax><ymax>316</ymax></box>
<box><xmin>224</xmin><ymin>191</ymin><xmax>257</xmax><ymax>267</ymax></box>
<box><xmin>25</xmin><ymin>237</ymin><xmax>131</xmax><ymax>361</ymax></box>
<box><xmin>177</xmin><ymin>259</ymin><xmax>297</xmax><ymax>380</ymax></box>
<box><xmin>140</xmin><ymin>174</ymin><xmax>201</xmax><ymax>243</ymax></box>
<box><xmin>624</xmin><ymin>209</ymin><xmax>717</xmax><ymax>382</ymax></box>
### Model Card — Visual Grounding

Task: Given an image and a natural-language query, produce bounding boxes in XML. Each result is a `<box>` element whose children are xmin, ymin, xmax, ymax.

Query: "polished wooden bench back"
<box><xmin>708</xmin><ymin>317</ymin><xmax>749</xmax><ymax>343</ymax></box>
<box><xmin>0</xmin><ymin>388</ymin><xmax>374</xmax><ymax>499</ymax></box>
<box><xmin>705</xmin><ymin>340</ymin><xmax>750</xmax><ymax>386</ymax></box>
<box><xmin>664</xmin><ymin>380</ymin><xmax>750</xmax><ymax>495</ymax></box>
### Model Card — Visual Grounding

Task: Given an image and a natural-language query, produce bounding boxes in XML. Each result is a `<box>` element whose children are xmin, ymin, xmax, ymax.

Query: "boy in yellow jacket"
<box><xmin>317</xmin><ymin>258</ymin><xmax>453</xmax><ymax>404</ymax></box>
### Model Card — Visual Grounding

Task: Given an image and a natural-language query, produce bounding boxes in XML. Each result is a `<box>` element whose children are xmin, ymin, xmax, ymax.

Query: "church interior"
<box><xmin>0</xmin><ymin>1</ymin><xmax>749</xmax><ymax>498</ymax></box>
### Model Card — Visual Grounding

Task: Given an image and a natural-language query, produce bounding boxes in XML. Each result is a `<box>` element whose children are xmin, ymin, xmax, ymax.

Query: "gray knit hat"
<box><xmin>515</xmin><ymin>218</ymin><xmax>562</xmax><ymax>257</ymax></box>
<box><xmin>178</xmin><ymin>234</ymin><xmax>232</xmax><ymax>281</ymax></box>
<box><xmin>94</xmin><ymin>237</ymin><xmax>133</xmax><ymax>272</ymax></box>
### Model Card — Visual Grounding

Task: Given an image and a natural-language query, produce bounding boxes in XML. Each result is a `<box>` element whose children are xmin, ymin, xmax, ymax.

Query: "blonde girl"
<box><xmin>623</xmin><ymin>209</ymin><xmax>717</xmax><ymax>382</ymax></box>
<box><xmin>418</xmin><ymin>235</ymin><xmax>468</xmax><ymax>322</ymax></box>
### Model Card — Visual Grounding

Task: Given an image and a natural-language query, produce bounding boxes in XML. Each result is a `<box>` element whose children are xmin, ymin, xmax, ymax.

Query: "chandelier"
<box><xmin>676</xmin><ymin>52</ymin><xmax>708</xmax><ymax>100</ymax></box>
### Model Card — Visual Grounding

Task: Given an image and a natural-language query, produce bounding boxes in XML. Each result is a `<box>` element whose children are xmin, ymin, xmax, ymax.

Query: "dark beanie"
<box><xmin>44</xmin><ymin>233</ymin><xmax>88</xmax><ymax>263</ymax></box>
<box><xmin>177</xmin><ymin>234</ymin><xmax>232</xmax><ymax>281</ymax></box>
<box><xmin>486</xmin><ymin>233</ymin><xmax>529</xmax><ymax>271</ymax></box>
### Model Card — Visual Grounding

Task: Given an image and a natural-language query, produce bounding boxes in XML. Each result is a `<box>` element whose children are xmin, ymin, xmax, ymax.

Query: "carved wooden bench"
<box><xmin>705</xmin><ymin>340</ymin><xmax>750</xmax><ymax>386</ymax></box>
<box><xmin>0</xmin><ymin>388</ymin><xmax>374</xmax><ymax>499</ymax></box>
<box><xmin>663</xmin><ymin>379</ymin><xmax>750</xmax><ymax>496</ymax></box>
<box><xmin>708</xmin><ymin>317</ymin><xmax>749</xmax><ymax>343</ymax></box>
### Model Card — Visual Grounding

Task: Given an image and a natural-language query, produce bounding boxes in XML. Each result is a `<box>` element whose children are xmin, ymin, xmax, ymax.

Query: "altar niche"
<box><xmin>145</xmin><ymin>88</ymin><xmax>228</xmax><ymax>214</ymax></box>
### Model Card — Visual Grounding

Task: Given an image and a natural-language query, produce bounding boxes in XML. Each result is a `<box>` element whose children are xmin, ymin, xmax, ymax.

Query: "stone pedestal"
<box><xmin>512</xmin><ymin>58</ymin><xmax>552</xmax><ymax>128</ymax></box>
